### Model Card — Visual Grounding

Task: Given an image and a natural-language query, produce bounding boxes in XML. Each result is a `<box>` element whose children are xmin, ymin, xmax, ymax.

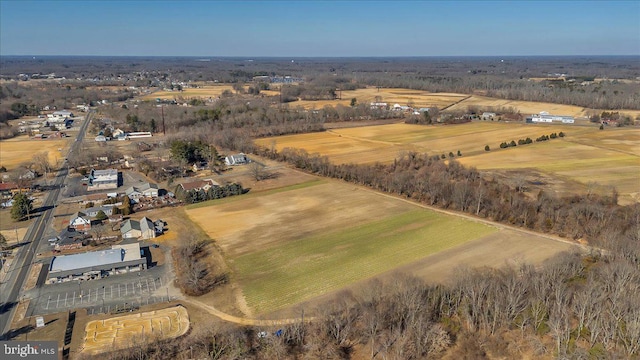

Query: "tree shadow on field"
<box><xmin>0</xmin><ymin>324</ymin><xmax>35</xmax><ymax>340</ymax></box>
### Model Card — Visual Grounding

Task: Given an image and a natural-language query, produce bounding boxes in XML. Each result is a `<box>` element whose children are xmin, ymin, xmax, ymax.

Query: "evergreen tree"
<box><xmin>11</xmin><ymin>193</ymin><xmax>32</xmax><ymax>221</ymax></box>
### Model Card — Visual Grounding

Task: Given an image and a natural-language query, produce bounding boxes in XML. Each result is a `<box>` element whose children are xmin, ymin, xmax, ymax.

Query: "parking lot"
<box><xmin>26</xmin><ymin>264</ymin><xmax>174</xmax><ymax>316</ymax></box>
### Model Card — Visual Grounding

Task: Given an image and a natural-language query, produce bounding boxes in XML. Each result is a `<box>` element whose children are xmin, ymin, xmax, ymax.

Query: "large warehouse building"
<box><xmin>47</xmin><ymin>243</ymin><xmax>146</xmax><ymax>283</ymax></box>
<box><xmin>526</xmin><ymin>112</ymin><xmax>574</xmax><ymax>124</ymax></box>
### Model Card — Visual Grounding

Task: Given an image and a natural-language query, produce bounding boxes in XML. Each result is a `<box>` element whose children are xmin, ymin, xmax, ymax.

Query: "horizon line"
<box><xmin>2</xmin><ymin>54</ymin><xmax>639</xmax><ymax>59</ymax></box>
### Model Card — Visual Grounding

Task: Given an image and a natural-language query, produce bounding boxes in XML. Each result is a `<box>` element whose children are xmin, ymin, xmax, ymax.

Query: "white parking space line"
<box><xmin>56</xmin><ymin>294</ymin><xmax>60</xmax><ymax>308</ymax></box>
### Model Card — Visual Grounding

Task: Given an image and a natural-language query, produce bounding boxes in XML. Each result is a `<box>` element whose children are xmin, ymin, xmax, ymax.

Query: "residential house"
<box><xmin>178</xmin><ymin>178</ymin><xmax>220</xmax><ymax>192</ymax></box>
<box><xmin>125</xmin><ymin>182</ymin><xmax>159</xmax><ymax>202</ymax></box>
<box><xmin>482</xmin><ymin>112</ymin><xmax>496</xmax><ymax>120</ymax></box>
<box><xmin>120</xmin><ymin>217</ymin><xmax>156</xmax><ymax>239</ymax></box>
<box><xmin>0</xmin><ymin>183</ymin><xmax>18</xmax><ymax>199</ymax></box>
<box><xmin>224</xmin><ymin>153</ymin><xmax>249</xmax><ymax>166</ymax></box>
<box><xmin>84</xmin><ymin>206</ymin><xmax>114</xmax><ymax>218</ymax></box>
<box><xmin>112</xmin><ymin>128</ymin><xmax>125</xmax><ymax>138</ymax></box>
<box><xmin>17</xmin><ymin>169</ymin><xmax>37</xmax><ymax>180</ymax></box>
<box><xmin>69</xmin><ymin>212</ymin><xmax>91</xmax><ymax>231</ymax></box>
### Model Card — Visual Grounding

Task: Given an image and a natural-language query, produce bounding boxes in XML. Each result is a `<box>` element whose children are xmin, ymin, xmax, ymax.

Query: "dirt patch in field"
<box><xmin>81</xmin><ymin>305</ymin><xmax>189</xmax><ymax>355</ymax></box>
<box><xmin>0</xmin><ymin>226</ymin><xmax>28</xmax><ymax>245</ymax></box>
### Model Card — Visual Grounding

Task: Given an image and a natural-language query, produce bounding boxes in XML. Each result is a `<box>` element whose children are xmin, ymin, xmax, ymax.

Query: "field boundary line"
<box><xmin>440</xmin><ymin>95</ymin><xmax>472</xmax><ymax>111</ymax></box>
<box><xmin>326</xmin><ymin>129</ymin><xmax>399</xmax><ymax>146</ymax></box>
<box><xmin>356</xmin><ymin>181</ymin><xmax>595</xmax><ymax>251</ymax></box>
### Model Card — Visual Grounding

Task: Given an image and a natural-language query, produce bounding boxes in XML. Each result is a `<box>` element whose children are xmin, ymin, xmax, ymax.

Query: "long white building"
<box><xmin>526</xmin><ymin>112</ymin><xmax>574</xmax><ymax>124</ymax></box>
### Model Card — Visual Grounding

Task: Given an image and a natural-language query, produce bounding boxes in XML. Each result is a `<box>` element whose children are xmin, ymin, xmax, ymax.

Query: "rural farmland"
<box><xmin>140</xmin><ymin>85</ymin><xmax>236</xmax><ymax>101</ymax></box>
<box><xmin>185</xmin><ymin>178</ymin><xmax>574</xmax><ymax>314</ymax></box>
<box><xmin>0</xmin><ymin>135</ymin><xmax>70</xmax><ymax>171</ymax></box>
<box><xmin>256</xmin><ymin>122</ymin><xmax>640</xmax><ymax>204</ymax></box>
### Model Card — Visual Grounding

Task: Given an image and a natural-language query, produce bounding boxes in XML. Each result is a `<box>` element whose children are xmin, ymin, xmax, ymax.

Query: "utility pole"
<box><xmin>161</xmin><ymin>105</ymin><xmax>166</xmax><ymax>136</ymax></box>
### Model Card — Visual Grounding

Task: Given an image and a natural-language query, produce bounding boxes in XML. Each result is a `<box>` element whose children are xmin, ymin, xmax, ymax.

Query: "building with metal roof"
<box><xmin>86</xmin><ymin>168</ymin><xmax>119</xmax><ymax>191</ymax></box>
<box><xmin>47</xmin><ymin>242</ymin><xmax>146</xmax><ymax>282</ymax></box>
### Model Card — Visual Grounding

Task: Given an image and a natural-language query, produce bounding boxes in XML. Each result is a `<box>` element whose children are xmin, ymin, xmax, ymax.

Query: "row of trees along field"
<box><xmin>92</xmin><ymin>249</ymin><xmax>638</xmax><ymax>359</ymax></box>
<box><xmin>255</xmin><ymin>147</ymin><xmax>636</xmax><ymax>244</ymax></box>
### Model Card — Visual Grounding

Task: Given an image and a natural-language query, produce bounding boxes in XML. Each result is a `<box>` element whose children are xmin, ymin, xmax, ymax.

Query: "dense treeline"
<box><xmin>174</xmin><ymin>183</ymin><xmax>245</xmax><ymax>204</ymax></box>
<box><xmin>92</xmin><ymin>247</ymin><xmax>639</xmax><ymax>359</ymax></box>
<box><xmin>359</xmin><ymin>73</ymin><xmax>640</xmax><ymax>110</ymax></box>
<box><xmin>0</xmin><ymin>81</ymin><xmax>135</xmax><ymax>114</ymax></box>
<box><xmin>4</xmin><ymin>56</ymin><xmax>638</xmax><ymax>112</ymax></box>
<box><xmin>254</xmin><ymin>148</ymin><xmax>637</xmax><ymax>246</ymax></box>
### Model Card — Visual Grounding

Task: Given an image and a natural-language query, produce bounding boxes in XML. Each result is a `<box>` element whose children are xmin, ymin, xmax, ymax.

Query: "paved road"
<box><xmin>0</xmin><ymin>111</ymin><xmax>93</xmax><ymax>338</ymax></box>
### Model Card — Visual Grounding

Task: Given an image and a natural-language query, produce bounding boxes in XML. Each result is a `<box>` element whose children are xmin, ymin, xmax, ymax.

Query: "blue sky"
<box><xmin>1</xmin><ymin>1</ymin><xmax>638</xmax><ymax>56</ymax></box>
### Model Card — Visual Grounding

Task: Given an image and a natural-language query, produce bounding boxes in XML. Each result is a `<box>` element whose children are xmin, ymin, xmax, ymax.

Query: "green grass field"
<box><xmin>232</xmin><ymin>209</ymin><xmax>495</xmax><ymax>313</ymax></box>
<box><xmin>186</xmin><ymin>178</ymin><xmax>498</xmax><ymax>314</ymax></box>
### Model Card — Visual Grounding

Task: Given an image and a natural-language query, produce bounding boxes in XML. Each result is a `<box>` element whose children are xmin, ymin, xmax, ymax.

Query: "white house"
<box><xmin>84</xmin><ymin>206</ymin><xmax>114</xmax><ymax>218</ymax></box>
<box><xmin>69</xmin><ymin>212</ymin><xmax>91</xmax><ymax>231</ymax></box>
<box><xmin>482</xmin><ymin>112</ymin><xmax>496</xmax><ymax>120</ymax></box>
<box><xmin>112</xmin><ymin>128</ymin><xmax>125</xmax><ymax>138</ymax></box>
<box><xmin>224</xmin><ymin>153</ymin><xmax>249</xmax><ymax>166</ymax></box>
